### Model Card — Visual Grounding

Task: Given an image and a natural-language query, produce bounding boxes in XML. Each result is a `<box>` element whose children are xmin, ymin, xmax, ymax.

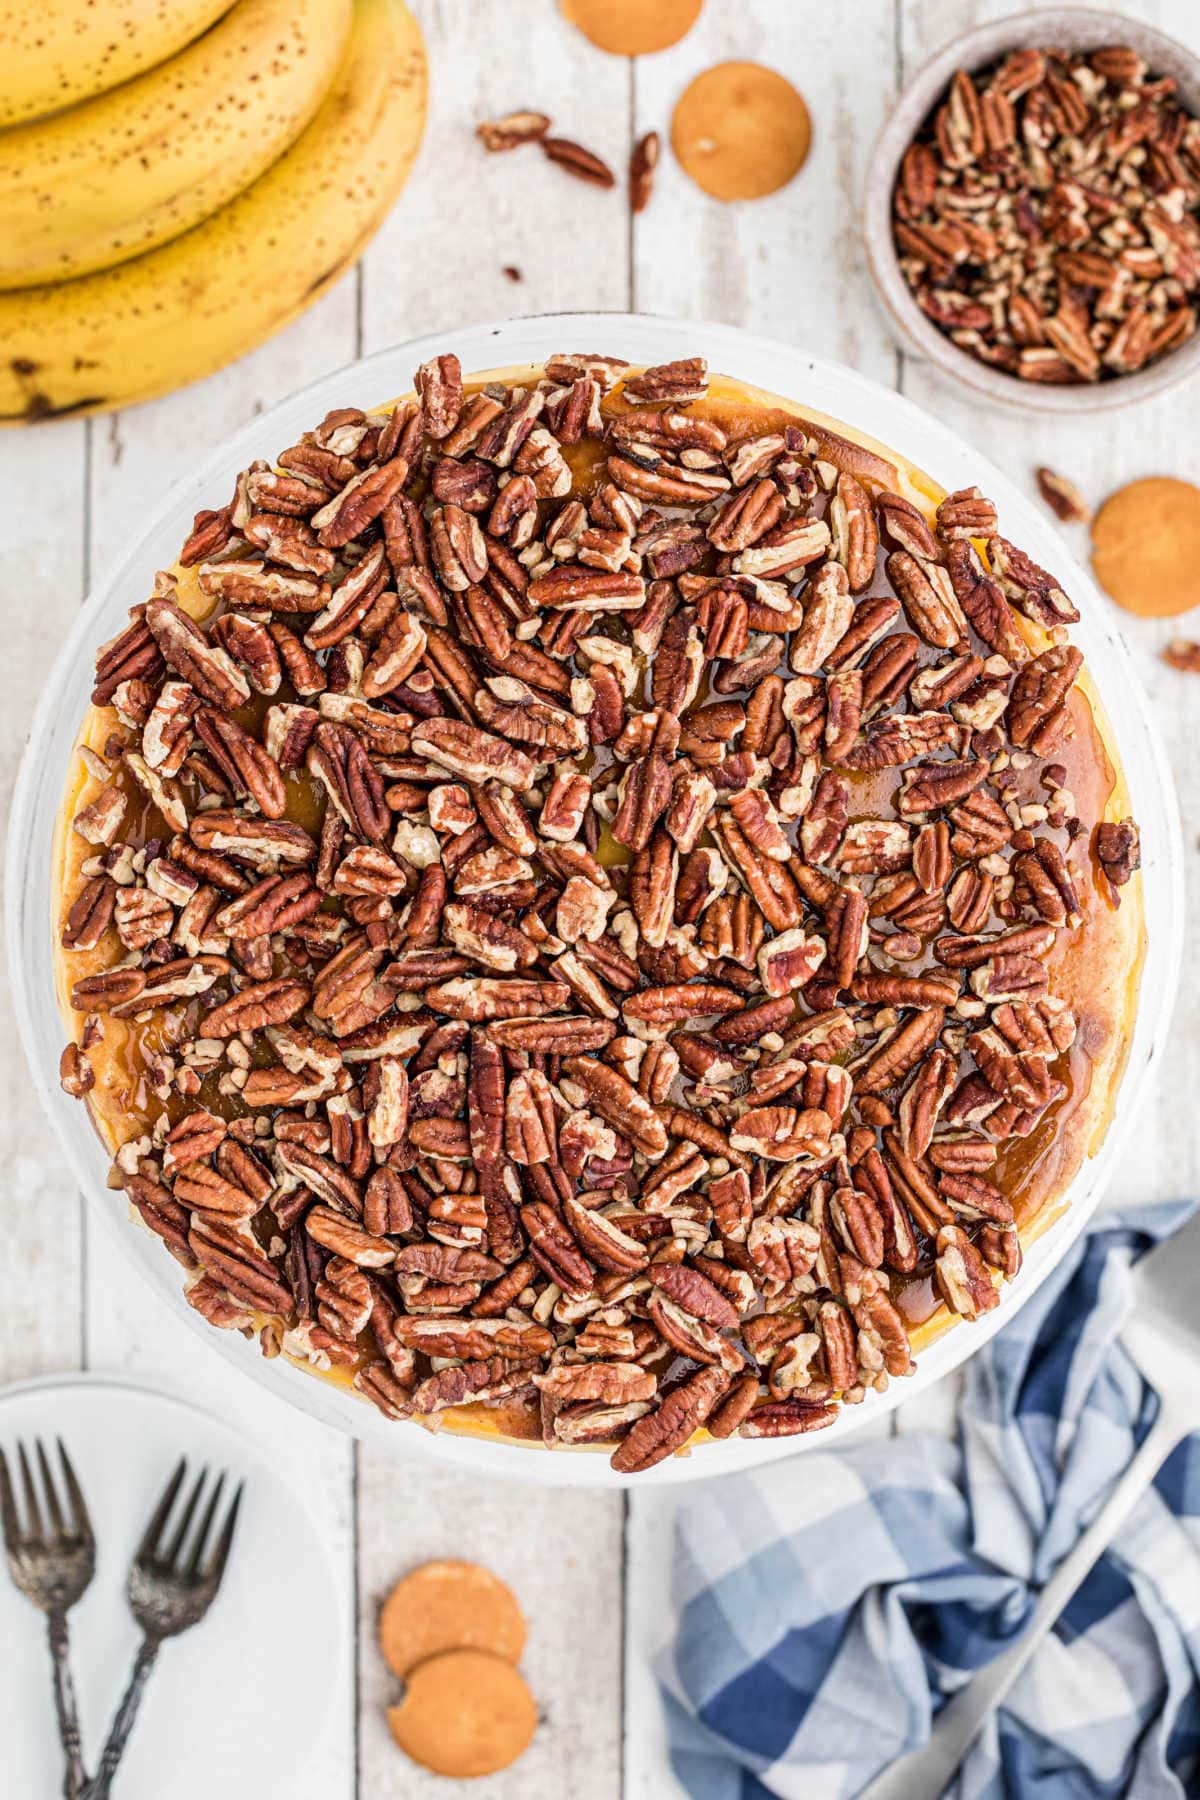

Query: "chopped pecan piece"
<box><xmin>412</xmin><ymin>718</ymin><xmax>535</xmax><ymax>789</ymax></box>
<box><xmin>609</xmin><ymin>1366</ymin><xmax>729</xmax><ymax>1473</ymax></box>
<box><xmin>623</xmin><ymin>359</ymin><xmax>709</xmax><ymax>406</ymax></box>
<box><xmin>542</xmin><ymin>136</ymin><xmax>616</xmax><ymax>188</ymax></box>
<box><xmin>1007</xmin><ymin>646</ymin><xmax>1082</xmax><ymax>752</ymax></box>
<box><xmin>561</xmin><ymin>1056</ymin><xmax>667</xmax><ymax>1159</ymax></box>
<box><xmin>934</xmin><ymin>1224</ymin><xmax>1000</xmax><ymax>1320</ymax></box>
<box><xmin>145</xmin><ymin>599</ymin><xmax>250</xmax><ymax>712</ymax></box>
<box><xmin>521</xmin><ymin>1201</ymin><xmax>595</xmax><ymax>1297</ymax></box>
<box><xmin>476</xmin><ymin>111</ymin><xmax>551</xmax><ymax>152</ymax></box>
<box><xmin>738</xmin><ymin>1399</ymin><xmax>838</xmax><ymax>1439</ymax></box>
<box><xmin>1095</xmin><ymin>817</ymin><xmax>1140</xmax><ymax>892</ymax></box>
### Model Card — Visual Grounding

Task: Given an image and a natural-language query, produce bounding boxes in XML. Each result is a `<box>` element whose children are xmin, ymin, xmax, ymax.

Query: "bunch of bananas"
<box><xmin>0</xmin><ymin>0</ymin><xmax>427</xmax><ymax>421</ymax></box>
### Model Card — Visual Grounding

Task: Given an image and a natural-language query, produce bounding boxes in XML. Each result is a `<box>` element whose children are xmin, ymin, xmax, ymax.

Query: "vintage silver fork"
<box><xmin>82</xmin><ymin>1457</ymin><xmax>243</xmax><ymax>1800</ymax></box>
<box><xmin>0</xmin><ymin>1438</ymin><xmax>96</xmax><ymax>1799</ymax></box>
<box><xmin>863</xmin><ymin>1208</ymin><xmax>1200</xmax><ymax>1800</ymax></box>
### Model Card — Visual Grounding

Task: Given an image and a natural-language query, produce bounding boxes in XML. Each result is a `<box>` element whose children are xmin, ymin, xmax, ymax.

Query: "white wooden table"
<box><xmin>2</xmin><ymin>3</ymin><xmax>1198</xmax><ymax>1794</ymax></box>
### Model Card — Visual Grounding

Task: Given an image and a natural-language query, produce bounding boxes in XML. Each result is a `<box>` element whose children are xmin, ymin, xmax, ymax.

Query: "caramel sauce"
<box><xmin>54</xmin><ymin>364</ymin><xmax>1146</xmax><ymax>1447</ymax></box>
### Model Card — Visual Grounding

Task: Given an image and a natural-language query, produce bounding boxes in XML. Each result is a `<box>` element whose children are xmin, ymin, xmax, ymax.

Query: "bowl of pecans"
<box><xmin>863</xmin><ymin>9</ymin><xmax>1200</xmax><ymax>411</ymax></box>
<box><xmin>10</xmin><ymin>314</ymin><xmax>1183</xmax><ymax>1484</ymax></box>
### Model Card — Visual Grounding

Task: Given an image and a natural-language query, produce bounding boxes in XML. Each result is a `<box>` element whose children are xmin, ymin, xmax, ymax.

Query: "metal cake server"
<box><xmin>863</xmin><ymin>1208</ymin><xmax>1200</xmax><ymax>1800</ymax></box>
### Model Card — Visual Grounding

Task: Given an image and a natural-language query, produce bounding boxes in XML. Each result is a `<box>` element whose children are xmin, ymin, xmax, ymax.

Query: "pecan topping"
<box><xmin>1007</xmin><ymin>645</ymin><xmax>1082</xmax><ymax>752</ymax></box>
<box><xmin>520</xmin><ymin>1200</ymin><xmax>595</xmax><ymax>1297</ymax></box>
<box><xmin>934</xmin><ymin>1224</ymin><xmax>1000</xmax><ymax>1319</ymax></box>
<box><xmin>624</xmin><ymin>358</ymin><xmax>708</xmax><ymax>406</ymax></box>
<box><xmin>886</xmin><ymin>551</ymin><xmax>966</xmax><ymax>650</ymax></box>
<box><xmin>945</xmin><ymin>542</ymin><xmax>1029</xmax><ymax>667</ymax></box>
<box><xmin>62</xmin><ymin>875</ymin><xmax>116</xmax><ymax>951</ymax></box>
<box><xmin>648</xmin><ymin>1262</ymin><xmax>739</xmax><ymax>1332</ymax></box>
<box><xmin>414</xmin><ymin>353</ymin><xmax>464</xmax><ymax>438</ymax></box>
<box><xmin>1095</xmin><ymin>817</ymin><xmax>1141</xmax><ymax>894</ymax></box>
<box><xmin>610</xmin><ymin>1366</ymin><xmax>730</xmax><ymax>1473</ymax></box>
<box><xmin>59</xmin><ymin>1043</ymin><xmax>95</xmax><ymax>1099</ymax></box>
<box><xmin>535</xmin><ymin>1363</ymin><xmax>656</xmax><ymax>1405</ymax></box>
<box><xmin>563</xmin><ymin>1196</ymin><xmax>647</xmax><ymax>1276</ymax></box>
<box><xmin>145</xmin><ymin>599</ymin><xmax>250</xmax><ymax>712</ymax></box>
<box><xmin>738</xmin><ymin>1400</ymin><xmax>838</xmax><ymax>1439</ymax></box>
<box><xmin>59</xmin><ymin>350</ymin><xmax>1127</xmax><ymax>1473</ymax></box>
<box><xmin>561</xmin><ymin>1056</ymin><xmax>667</xmax><ymax>1159</ymax></box>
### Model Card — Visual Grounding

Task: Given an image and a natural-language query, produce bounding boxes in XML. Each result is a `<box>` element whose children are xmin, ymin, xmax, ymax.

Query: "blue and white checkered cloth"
<box><xmin>661</xmin><ymin>1201</ymin><xmax>1200</xmax><ymax>1800</ymax></box>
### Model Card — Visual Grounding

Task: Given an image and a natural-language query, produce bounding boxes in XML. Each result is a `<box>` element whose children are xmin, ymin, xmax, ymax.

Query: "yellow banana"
<box><xmin>0</xmin><ymin>0</ymin><xmax>427</xmax><ymax>424</ymax></box>
<box><xmin>0</xmin><ymin>0</ymin><xmax>353</xmax><ymax>287</ymax></box>
<box><xmin>0</xmin><ymin>0</ymin><xmax>236</xmax><ymax>128</ymax></box>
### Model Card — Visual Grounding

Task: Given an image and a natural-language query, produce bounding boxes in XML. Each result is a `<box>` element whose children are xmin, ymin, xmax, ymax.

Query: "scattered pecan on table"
<box><xmin>630</xmin><ymin>131</ymin><xmax>660</xmax><ymax>214</ymax></box>
<box><xmin>893</xmin><ymin>45</ymin><xmax>1200</xmax><ymax>383</ymax></box>
<box><xmin>61</xmin><ymin>351</ymin><xmax>1130</xmax><ymax>1472</ymax></box>
<box><xmin>1035</xmin><ymin>466</ymin><xmax>1090</xmax><ymax>525</ymax></box>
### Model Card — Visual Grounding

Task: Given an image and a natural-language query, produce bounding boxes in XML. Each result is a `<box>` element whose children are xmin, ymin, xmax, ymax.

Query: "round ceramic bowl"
<box><xmin>863</xmin><ymin>7</ymin><xmax>1200</xmax><ymax>414</ymax></box>
<box><xmin>8</xmin><ymin>312</ymin><xmax>1183</xmax><ymax>1486</ymax></box>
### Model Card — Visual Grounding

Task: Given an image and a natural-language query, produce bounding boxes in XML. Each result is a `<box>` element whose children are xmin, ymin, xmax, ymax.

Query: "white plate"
<box><xmin>0</xmin><ymin>1374</ymin><xmax>343</xmax><ymax>1796</ymax></box>
<box><xmin>6</xmin><ymin>313</ymin><xmax>1184</xmax><ymax>1486</ymax></box>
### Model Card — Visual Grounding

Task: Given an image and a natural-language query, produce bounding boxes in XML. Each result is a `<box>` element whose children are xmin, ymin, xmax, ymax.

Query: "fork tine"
<box><xmin>56</xmin><ymin>1439</ymin><xmax>93</xmax><ymax>1546</ymax></box>
<box><xmin>17</xmin><ymin>1443</ymin><xmax>43</xmax><ymax>1541</ymax></box>
<box><xmin>160</xmin><ymin>1465</ymin><xmax>208</xmax><ymax>1570</ymax></box>
<box><xmin>136</xmin><ymin>1457</ymin><xmax>188</xmax><ymax>1563</ymax></box>
<box><xmin>35</xmin><ymin>1439</ymin><xmax>66</xmax><ymax>1539</ymax></box>
<box><xmin>205</xmin><ymin>1481</ymin><xmax>244</xmax><ymax>1586</ymax></box>
<box><xmin>184</xmin><ymin>1472</ymin><xmax>225</xmax><ymax>1580</ymax></box>
<box><xmin>0</xmin><ymin>1448</ymin><xmax>20</xmax><ymax>1549</ymax></box>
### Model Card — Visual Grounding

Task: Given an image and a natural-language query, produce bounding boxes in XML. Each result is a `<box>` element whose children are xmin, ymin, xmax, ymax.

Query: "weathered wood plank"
<box><xmin>624</xmin><ymin>1487</ymin><xmax>689</xmax><ymax>1800</ymax></box>
<box><xmin>633</xmin><ymin>0</ymin><xmax>898</xmax><ymax>376</ymax></box>
<box><xmin>357</xmin><ymin>1455</ymin><xmax>625</xmax><ymax>1796</ymax></box>
<box><xmin>361</xmin><ymin>0</ymin><xmax>632</xmax><ymax>353</ymax></box>
<box><xmin>0</xmin><ymin>420</ymin><xmax>87</xmax><ymax>1381</ymax></box>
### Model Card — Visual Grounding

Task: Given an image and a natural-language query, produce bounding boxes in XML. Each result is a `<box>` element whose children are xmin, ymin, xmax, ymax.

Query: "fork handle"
<box><xmin>81</xmin><ymin>1637</ymin><xmax>160</xmax><ymax>1800</ymax></box>
<box><xmin>47</xmin><ymin>1611</ymin><xmax>88</xmax><ymax>1800</ymax></box>
<box><xmin>860</xmin><ymin>1406</ymin><xmax>1185</xmax><ymax>1800</ymax></box>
